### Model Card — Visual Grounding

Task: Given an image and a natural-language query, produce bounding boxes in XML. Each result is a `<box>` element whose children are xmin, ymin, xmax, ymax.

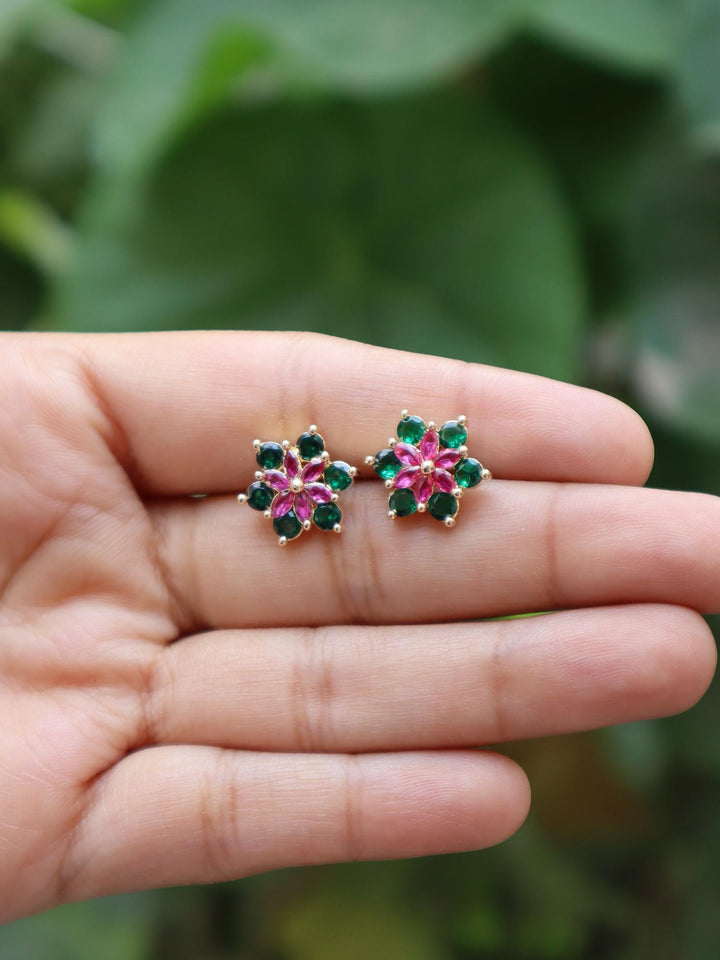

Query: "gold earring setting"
<box><xmin>366</xmin><ymin>411</ymin><xmax>490</xmax><ymax>527</ymax></box>
<box><xmin>238</xmin><ymin>426</ymin><xmax>357</xmax><ymax>545</ymax></box>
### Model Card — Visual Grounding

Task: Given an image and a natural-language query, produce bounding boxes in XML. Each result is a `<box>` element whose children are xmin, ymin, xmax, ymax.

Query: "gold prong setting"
<box><xmin>366</xmin><ymin>410</ymin><xmax>490</xmax><ymax>526</ymax></box>
<box><xmin>238</xmin><ymin>426</ymin><xmax>357</xmax><ymax>543</ymax></box>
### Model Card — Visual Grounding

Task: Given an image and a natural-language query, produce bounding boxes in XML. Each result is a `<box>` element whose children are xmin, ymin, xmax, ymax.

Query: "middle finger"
<box><xmin>144</xmin><ymin>604</ymin><xmax>715</xmax><ymax>753</ymax></box>
<box><xmin>150</xmin><ymin>482</ymin><xmax>720</xmax><ymax>630</ymax></box>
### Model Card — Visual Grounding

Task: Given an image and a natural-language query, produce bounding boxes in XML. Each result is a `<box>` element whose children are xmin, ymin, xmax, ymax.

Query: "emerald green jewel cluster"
<box><xmin>238</xmin><ymin>427</ymin><xmax>356</xmax><ymax>545</ymax></box>
<box><xmin>367</xmin><ymin>411</ymin><xmax>490</xmax><ymax>527</ymax></box>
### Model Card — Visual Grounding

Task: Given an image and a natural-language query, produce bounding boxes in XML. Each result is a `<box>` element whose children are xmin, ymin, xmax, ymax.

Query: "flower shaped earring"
<box><xmin>238</xmin><ymin>426</ymin><xmax>357</xmax><ymax>545</ymax></box>
<box><xmin>366</xmin><ymin>411</ymin><xmax>490</xmax><ymax>526</ymax></box>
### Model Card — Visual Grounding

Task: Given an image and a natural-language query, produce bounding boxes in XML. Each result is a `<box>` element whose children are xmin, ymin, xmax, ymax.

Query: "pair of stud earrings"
<box><xmin>237</xmin><ymin>411</ymin><xmax>491</xmax><ymax>545</ymax></box>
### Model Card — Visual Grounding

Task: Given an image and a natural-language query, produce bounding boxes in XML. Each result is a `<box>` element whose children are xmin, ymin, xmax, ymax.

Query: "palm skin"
<box><xmin>0</xmin><ymin>330</ymin><xmax>717</xmax><ymax>924</ymax></box>
<box><xmin>0</xmin><ymin>339</ymin><xmax>176</xmax><ymax>920</ymax></box>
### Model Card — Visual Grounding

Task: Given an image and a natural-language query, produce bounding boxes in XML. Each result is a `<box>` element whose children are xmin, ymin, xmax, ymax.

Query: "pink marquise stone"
<box><xmin>263</xmin><ymin>469</ymin><xmax>289</xmax><ymax>491</ymax></box>
<box><xmin>295</xmin><ymin>491</ymin><xmax>313</xmax><ymax>523</ymax></box>
<box><xmin>306</xmin><ymin>482</ymin><xmax>333</xmax><ymax>503</ymax></box>
<box><xmin>416</xmin><ymin>474</ymin><xmax>434</xmax><ymax>503</ymax></box>
<box><xmin>284</xmin><ymin>449</ymin><xmax>300</xmax><ymax>479</ymax></box>
<box><xmin>394</xmin><ymin>466</ymin><xmax>420</xmax><ymax>489</ymax></box>
<box><xmin>435</xmin><ymin>448</ymin><xmax>461</xmax><ymax>469</ymax></box>
<box><xmin>301</xmin><ymin>458</ymin><xmax>325</xmax><ymax>483</ymax></box>
<box><xmin>393</xmin><ymin>442</ymin><xmax>421</xmax><ymax>466</ymax></box>
<box><xmin>271</xmin><ymin>491</ymin><xmax>294</xmax><ymax>518</ymax></box>
<box><xmin>419</xmin><ymin>429</ymin><xmax>439</xmax><ymax>460</ymax></box>
<box><xmin>433</xmin><ymin>468</ymin><xmax>454</xmax><ymax>493</ymax></box>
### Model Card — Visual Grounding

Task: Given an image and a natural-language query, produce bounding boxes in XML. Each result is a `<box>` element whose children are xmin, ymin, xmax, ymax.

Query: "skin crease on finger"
<box><xmin>0</xmin><ymin>331</ymin><xmax>717</xmax><ymax>925</ymax></box>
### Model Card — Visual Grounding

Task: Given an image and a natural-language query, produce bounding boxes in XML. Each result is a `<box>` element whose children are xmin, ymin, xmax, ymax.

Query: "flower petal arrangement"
<box><xmin>367</xmin><ymin>411</ymin><xmax>490</xmax><ymax>526</ymax></box>
<box><xmin>239</xmin><ymin>427</ymin><xmax>356</xmax><ymax>544</ymax></box>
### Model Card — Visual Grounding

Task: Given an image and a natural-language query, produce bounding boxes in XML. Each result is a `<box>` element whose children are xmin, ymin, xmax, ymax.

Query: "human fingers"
<box><xmin>57</xmin><ymin>748</ymin><xmax>529</xmax><ymax>907</ymax></box>
<box><xmin>36</xmin><ymin>330</ymin><xmax>654</xmax><ymax>493</ymax></box>
<box><xmin>143</xmin><ymin>605</ymin><xmax>714</xmax><ymax>753</ymax></box>
<box><xmin>150</xmin><ymin>483</ymin><xmax>720</xmax><ymax>630</ymax></box>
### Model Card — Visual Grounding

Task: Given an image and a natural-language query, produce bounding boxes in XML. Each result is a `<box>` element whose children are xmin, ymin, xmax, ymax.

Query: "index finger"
<box><xmin>61</xmin><ymin>330</ymin><xmax>653</xmax><ymax>494</ymax></box>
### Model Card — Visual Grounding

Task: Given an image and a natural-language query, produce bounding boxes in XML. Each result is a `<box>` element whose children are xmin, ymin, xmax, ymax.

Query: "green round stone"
<box><xmin>325</xmin><ymin>460</ymin><xmax>353</xmax><ymax>492</ymax></box>
<box><xmin>428</xmin><ymin>491</ymin><xmax>458</xmax><ymax>522</ymax></box>
<box><xmin>273</xmin><ymin>510</ymin><xmax>303</xmax><ymax>540</ymax></box>
<box><xmin>297</xmin><ymin>432</ymin><xmax>325</xmax><ymax>460</ymax></box>
<box><xmin>373</xmin><ymin>448</ymin><xmax>402</xmax><ymax>480</ymax></box>
<box><xmin>397</xmin><ymin>415</ymin><xmax>426</xmax><ymax>445</ymax></box>
<box><xmin>455</xmin><ymin>457</ymin><xmax>483</xmax><ymax>488</ymax></box>
<box><xmin>438</xmin><ymin>421</ymin><xmax>468</xmax><ymax>449</ymax></box>
<box><xmin>256</xmin><ymin>441</ymin><xmax>284</xmax><ymax>470</ymax></box>
<box><xmin>246</xmin><ymin>481</ymin><xmax>274</xmax><ymax>511</ymax></box>
<box><xmin>313</xmin><ymin>502</ymin><xmax>342</xmax><ymax>531</ymax></box>
<box><xmin>389</xmin><ymin>488</ymin><xmax>417</xmax><ymax>517</ymax></box>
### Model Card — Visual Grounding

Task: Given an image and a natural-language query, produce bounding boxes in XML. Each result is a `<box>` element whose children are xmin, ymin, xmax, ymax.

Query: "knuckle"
<box><xmin>341</xmin><ymin>755</ymin><xmax>365</xmax><ymax>862</ymax></box>
<box><xmin>488</xmin><ymin>623</ymin><xmax>512</xmax><ymax>742</ymax></box>
<box><xmin>291</xmin><ymin>627</ymin><xmax>338</xmax><ymax>751</ymax></box>
<box><xmin>197</xmin><ymin>751</ymin><xmax>244</xmax><ymax>880</ymax></box>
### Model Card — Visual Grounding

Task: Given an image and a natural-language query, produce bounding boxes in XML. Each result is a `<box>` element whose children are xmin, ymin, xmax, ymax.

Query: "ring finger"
<box><xmin>144</xmin><ymin>604</ymin><xmax>716</xmax><ymax>753</ymax></box>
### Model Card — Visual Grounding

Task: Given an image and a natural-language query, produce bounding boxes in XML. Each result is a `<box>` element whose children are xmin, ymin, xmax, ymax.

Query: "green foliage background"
<box><xmin>1</xmin><ymin>0</ymin><xmax>720</xmax><ymax>956</ymax></box>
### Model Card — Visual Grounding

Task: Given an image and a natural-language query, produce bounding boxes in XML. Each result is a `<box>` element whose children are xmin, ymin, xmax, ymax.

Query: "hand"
<box><xmin>0</xmin><ymin>331</ymin><xmax>717</xmax><ymax>923</ymax></box>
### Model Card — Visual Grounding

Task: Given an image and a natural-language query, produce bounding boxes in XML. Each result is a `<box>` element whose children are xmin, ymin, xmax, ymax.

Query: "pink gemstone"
<box><xmin>419</xmin><ymin>429</ymin><xmax>439</xmax><ymax>460</ymax></box>
<box><xmin>284</xmin><ymin>449</ymin><xmax>300</xmax><ymax>479</ymax></box>
<box><xmin>435</xmin><ymin>448</ymin><xmax>461</xmax><ymax>469</ymax></box>
<box><xmin>271</xmin><ymin>490</ymin><xmax>294</xmax><ymax>518</ymax></box>
<box><xmin>295</xmin><ymin>491</ymin><xmax>313</xmax><ymax>523</ymax></box>
<box><xmin>306</xmin><ymin>482</ymin><xmax>333</xmax><ymax>504</ymax></box>
<box><xmin>416</xmin><ymin>474</ymin><xmax>434</xmax><ymax>503</ymax></box>
<box><xmin>301</xmin><ymin>458</ymin><xmax>325</xmax><ymax>483</ymax></box>
<box><xmin>433</xmin><ymin>468</ymin><xmax>454</xmax><ymax>493</ymax></box>
<box><xmin>263</xmin><ymin>469</ymin><xmax>289</xmax><ymax>491</ymax></box>
<box><xmin>394</xmin><ymin>466</ymin><xmax>420</xmax><ymax>489</ymax></box>
<box><xmin>393</xmin><ymin>442</ymin><xmax>422</xmax><ymax>466</ymax></box>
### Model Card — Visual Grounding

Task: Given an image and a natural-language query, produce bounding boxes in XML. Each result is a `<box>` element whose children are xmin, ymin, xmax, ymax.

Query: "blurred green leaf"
<box><xmin>67</xmin><ymin>0</ymin><xmax>137</xmax><ymax>15</ymax></box>
<box><xmin>601</xmin><ymin>721</ymin><xmax>667</xmax><ymax>792</ymax></box>
<box><xmin>0</xmin><ymin>243</ymin><xmax>43</xmax><ymax>328</ymax></box>
<box><xmin>14</xmin><ymin>70</ymin><xmax>101</xmax><ymax>182</ymax></box>
<box><xmin>501</xmin><ymin>822</ymin><xmax>628</xmax><ymax>952</ymax></box>
<box><xmin>514</xmin><ymin>911</ymin><xmax>587</xmax><ymax>958</ymax></box>
<box><xmin>452</xmin><ymin>901</ymin><xmax>506</xmax><ymax>953</ymax></box>
<box><xmin>31</xmin><ymin>5</ymin><xmax>119</xmax><ymax>74</ymax></box>
<box><xmin>0</xmin><ymin>189</ymin><xmax>74</xmax><ymax>276</ymax></box>
<box><xmin>675</xmin><ymin>0</ymin><xmax>720</xmax><ymax>150</ymax></box>
<box><xmin>0</xmin><ymin>0</ymin><xmax>48</xmax><ymax>59</ymax></box>
<box><xmin>629</xmin><ymin>146</ymin><xmax>720</xmax><ymax>443</ymax></box>
<box><xmin>530</xmin><ymin>0</ymin><xmax>678</xmax><ymax>73</ymax></box>
<box><xmin>58</xmin><ymin>95</ymin><xmax>584</xmax><ymax>378</ymax></box>
<box><xmin>92</xmin><ymin>0</ymin><xmax>531</xmax><ymax>186</ymax></box>
<box><xmin>275</xmin><ymin>880</ymin><xmax>446</xmax><ymax>960</ymax></box>
<box><xmin>0</xmin><ymin>893</ymin><xmax>154</xmax><ymax>959</ymax></box>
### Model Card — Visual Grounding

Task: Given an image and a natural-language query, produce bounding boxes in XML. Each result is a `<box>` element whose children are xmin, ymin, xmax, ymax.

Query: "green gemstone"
<box><xmin>297</xmin><ymin>432</ymin><xmax>325</xmax><ymax>460</ymax></box>
<box><xmin>397</xmin><ymin>415</ymin><xmax>426</xmax><ymax>445</ymax></box>
<box><xmin>325</xmin><ymin>460</ymin><xmax>353</xmax><ymax>492</ymax></box>
<box><xmin>313</xmin><ymin>502</ymin><xmax>342</xmax><ymax>531</ymax></box>
<box><xmin>455</xmin><ymin>457</ymin><xmax>483</xmax><ymax>488</ymax></box>
<box><xmin>256</xmin><ymin>441</ymin><xmax>284</xmax><ymax>470</ymax></box>
<box><xmin>389</xmin><ymin>488</ymin><xmax>417</xmax><ymax>517</ymax></box>
<box><xmin>273</xmin><ymin>510</ymin><xmax>303</xmax><ymax>540</ymax></box>
<box><xmin>246</xmin><ymin>481</ymin><xmax>274</xmax><ymax>511</ymax></box>
<box><xmin>428</xmin><ymin>491</ymin><xmax>458</xmax><ymax>522</ymax></box>
<box><xmin>373</xmin><ymin>448</ymin><xmax>402</xmax><ymax>480</ymax></box>
<box><xmin>439</xmin><ymin>421</ymin><xmax>467</xmax><ymax>449</ymax></box>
